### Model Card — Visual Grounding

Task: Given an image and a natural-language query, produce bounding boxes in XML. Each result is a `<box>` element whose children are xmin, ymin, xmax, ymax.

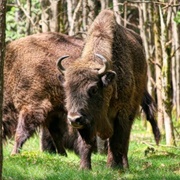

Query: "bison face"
<box><xmin>57</xmin><ymin>54</ymin><xmax>116</xmax><ymax>139</ymax></box>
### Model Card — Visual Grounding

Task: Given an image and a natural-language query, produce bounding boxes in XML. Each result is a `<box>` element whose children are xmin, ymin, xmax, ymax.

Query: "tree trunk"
<box><xmin>67</xmin><ymin>0</ymin><xmax>83</xmax><ymax>36</ymax></box>
<box><xmin>49</xmin><ymin>0</ymin><xmax>60</xmax><ymax>32</ymax></box>
<box><xmin>139</xmin><ymin>1</ymin><xmax>156</xmax><ymax>132</ymax></box>
<box><xmin>0</xmin><ymin>0</ymin><xmax>7</xmax><ymax>178</ymax></box>
<box><xmin>66</xmin><ymin>0</ymin><xmax>73</xmax><ymax>35</ymax></box>
<box><xmin>59</xmin><ymin>0</ymin><xmax>67</xmax><ymax>33</ymax></box>
<box><xmin>96</xmin><ymin>136</ymin><xmax>106</xmax><ymax>154</ymax></box>
<box><xmin>176</xmin><ymin>27</ymin><xmax>180</xmax><ymax>120</ymax></box>
<box><xmin>87</xmin><ymin>0</ymin><xmax>99</xmax><ymax>26</ymax></box>
<box><xmin>82</xmin><ymin>0</ymin><xmax>88</xmax><ymax>33</ymax></box>
<box><xmin>171</xmin><ymin>0</ymin><xmax>180</xmax><ymax>120</ymax></box>
<box><xmin>153</xmin><ymin>4</ymin><xmax>164</xmax><ymax>134</ymax></box>
<box><xmin>159</xmin><ymin>5</ymin><xmax>176</xmax><ymax>145</ymax></box>
<box><xmin>26</xmin><ymin>0</ymin><xmax>31</xmax><ymax>35</ymax></box>
<box><xmin>113</xmin><ymin>0</ymin><xmax>121</xmax><ymax>24</ymax></box>
<box><xmin>100</xmin><ymin>0</ymin><xmax>109</xmax><ymax>10</ymax></box>
<box><xmin>39</xmin><ymin>0</ymin><xmax>50</xmax><ymax>32</ymax></box>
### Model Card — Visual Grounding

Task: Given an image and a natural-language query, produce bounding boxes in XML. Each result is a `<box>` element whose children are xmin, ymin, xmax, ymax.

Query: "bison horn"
<box><xmin>95</xmin><ymin>53</ymin><xmax>108</xmax><ymax>75</ymax></box>
<box><xmin>56</xmin><ymin>55</ymin><xmax>69</xmax><ymax>73</ymax></box>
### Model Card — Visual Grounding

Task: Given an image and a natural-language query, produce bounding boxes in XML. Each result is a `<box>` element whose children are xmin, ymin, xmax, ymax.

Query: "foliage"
<box><xmin>6</xmin><ymin>6</ymin><xmax>26</xmax><ymax>42</ymax></box>
<box><xmin>174</xmin><ymin>11</ymin><xmax>180</xmax><ymax>24</ymax></box>
<box><xmin>3</xmin><ymin>120</ymin><xmax>180</xmax><ymax>180</ymax></box>
<box><xmin>6</xmin><ymin>0</ymin><xmax>41</xmax><ymax>42</ymax></box>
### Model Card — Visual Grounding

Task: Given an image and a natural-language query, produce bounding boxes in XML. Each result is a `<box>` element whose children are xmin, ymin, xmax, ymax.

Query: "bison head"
<box><xmin>57</xmin><ymin>54</ymin><xmax>116</xmax><ymax>140</ymax></box>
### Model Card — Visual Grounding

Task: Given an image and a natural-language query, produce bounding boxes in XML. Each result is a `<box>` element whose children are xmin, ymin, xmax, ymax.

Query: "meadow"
<box><xmin>2</xmin><ymin>119</ymin><xmax>180</xmax><ymax>180</ymax></box>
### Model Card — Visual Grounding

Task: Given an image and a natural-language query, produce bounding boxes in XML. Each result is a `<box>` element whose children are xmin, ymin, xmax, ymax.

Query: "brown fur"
<box><xmin>58</xmin><ymin>10</ymin><xmax>160</xmax><ymax>169</ymax></box>
<box><xmin>3</xmin><ymin>32</ymin><xmax>84</xmax><ymax>155</ymax></box>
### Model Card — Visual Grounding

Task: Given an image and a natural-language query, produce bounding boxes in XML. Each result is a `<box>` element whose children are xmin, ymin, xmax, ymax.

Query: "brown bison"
<box><xmin>57</xmin><ymin>10</ymin><xmax>160</xmax><ymax>169</ymax></box>
<box><xmin>3</xmin><ymin>32</ymin><xmax>84</xmax><ymax>155</ymax></box>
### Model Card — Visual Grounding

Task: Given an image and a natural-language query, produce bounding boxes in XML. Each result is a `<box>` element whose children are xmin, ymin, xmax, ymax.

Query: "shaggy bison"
<box><xmin>57</xmin><ymin>10</ymin><xmax>160</xmax><ymax>169</ymax></box>
<box><xmin>3</xmin><ymin>32</ymin><xmax>83</xmax><ymax>155</ymax></box>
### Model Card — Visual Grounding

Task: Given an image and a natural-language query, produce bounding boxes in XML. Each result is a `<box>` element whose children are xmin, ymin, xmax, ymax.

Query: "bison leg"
<box><xmin>76</xmin><ymin>135</ymin><xmax>96</xmax><ymax>169</ymax></box>
<box><xmin>48</xmin><ymin>113</ymin><xmax>67</xmax><ymax>156</ymax></box>
<box><xmin>11</xmin><ymin>107</ymin><xmax>45</xmax><ymax>155</ymax></box>
<box><xmin>107</xmin><ymin>115</ymin><xmax>133</xmax><ymax>169</ymax></box>
<box><xmin>40</xmin><ymin>126</ymin><xmax>56</xmax><ymax>153</ymax></box>
<box><xmin>79</xmin><ymin>139</ymin><xmax>93</xmax><ymax>169</ymax></box>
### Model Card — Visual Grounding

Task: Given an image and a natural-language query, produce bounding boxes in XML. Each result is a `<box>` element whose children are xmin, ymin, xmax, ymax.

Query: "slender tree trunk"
<box><xmin>171</xmin><ymin>0</ymin><xmax>180</xmax><ymax>120</ymax></box>
<box><xmin>159</xmin><ymin>5</ymin><xmax>176</xmax><ymax>145</ymax></box>
<box><xmin>139</xmin><ymin>3</ymin><xmax>148</xmax><ymax>128</ymax></box>
<box><xmin>100</xmin><ymin>0</ymin><xmax>109</xmax><ymax>10</ymax></box>
<box><xmin>67</xmin><ymin>0</ymin><xmax>82</xmax><ymax>36</ymax></box>
<box><xmin>26</xmin><ymin>0</ymin><xmax>31</xmax><ymax>35</ymax></box>
<box><xmin>171</xmin><ymin>19</ymin><xmax>177</xmax><ymax>117</ymax></box>
<box><xmin>96</xmin><ymin>136</ymin><xmax>106</xmax><ymax>154</ymax></box>
<box><xmin>113</xmin><ymin>0</ymin><xmax>121</xmax><ymax>24</ymax></box>
<box><xmin>139</xmin><ymin>1</ymin><xmax>155</xmax><ymax>131</ymax></box>
<box><xmin>49</xmin><ymin>0</ymin><xmax>60</xmax><ymax>32</ymax></box>
<box><xmin>82</xmin><ymin>0</ymin><xmax>88</xmax><ymax>33</ymax></box>
<box><xmin>123</xmin><ymin>1</ymin><xmax>127</xmax><ymax>27</ymax></box>
<box><xmin>87</xmin><ymin>0</ymin><xmax>99</xmax><ymax>26</ymax></box>
<box><xmin>59</xmin><ymin>0</ymin><xmax>67</xmax><ymax>33</ymax></box>
<box><xmin>173</xmin><ymin>0</ymin><xmax>180</xmax><ymax>120</ymax></box>
<box><xmin>0</xmin><ymin>0</ymin><xmax>6</xmax><ymax>178</ymax></box>
<box><xmin>176</xmin><ymin>29</ymin><xmax>180</xmax><ymax>120</ymax></box>
<box><xmin>153</xmin><ymin>3</ymin><xmax>164</xmax><ymax>134</ymax></box>
<box><xmin>148</xmin><ymin>1</ymin><xmax>156</xmax><ymax>98</ymax></box>
<box><xmin>66</xmin><ymin>0</ymin><xmax>73</xmax><ymax>35</ymax></box>
<box><xmin>39</xmin><ymin>0</ymin><xmax>50</xmax><ymax>32</ymax></box>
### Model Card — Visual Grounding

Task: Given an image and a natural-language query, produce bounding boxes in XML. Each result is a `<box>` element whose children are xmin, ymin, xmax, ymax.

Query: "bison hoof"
<box><xmin>11</xmin><ymin>151</ymin><xmax>18</xmax><ymax>156</ymax></box>
<box><xmin>80</xmin><ymin>162</ymin><xmax>92</xmax><ymax>170</ymax></box>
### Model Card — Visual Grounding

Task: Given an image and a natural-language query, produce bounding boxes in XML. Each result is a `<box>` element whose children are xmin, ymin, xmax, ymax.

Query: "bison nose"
<box><xmin>68</xmin><ymin>114</ymin><xmax>84</xmax><ymax>129</ymax></box>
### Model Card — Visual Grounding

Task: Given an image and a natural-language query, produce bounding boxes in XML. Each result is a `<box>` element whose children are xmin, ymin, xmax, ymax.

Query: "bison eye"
<box><xmin>88</xmin><ymin>86</ymin><xmax>98</xmax><ymax>97</ymax></box>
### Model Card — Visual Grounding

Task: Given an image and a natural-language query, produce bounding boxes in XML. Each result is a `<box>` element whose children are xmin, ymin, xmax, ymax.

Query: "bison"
<box><xmin>3</xmin><ymin>32</ymin><xmax>84</xmax><ymax>155</ymax></box>
<box><xmin>57</xmin><ymin>10</ymin><xmax>160</xmax><ymax>169</ymax></box>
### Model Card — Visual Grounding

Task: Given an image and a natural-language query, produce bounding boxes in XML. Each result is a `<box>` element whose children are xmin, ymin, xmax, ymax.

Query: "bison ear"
<box><xmin>101</xmin><ymin>70</ymin><xmax>117</xmax><ymax>86</ymax></box>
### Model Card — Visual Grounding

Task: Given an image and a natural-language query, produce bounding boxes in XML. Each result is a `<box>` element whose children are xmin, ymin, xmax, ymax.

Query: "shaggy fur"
<box><xmin>58</xmin><ymin>10</ymin><xmax>160</xmax><ymax>169</ymax></box>
<box><xmin>3</xmin><ymin>32</ymin><xmax>84</xmax><ymax>155</ymax></box>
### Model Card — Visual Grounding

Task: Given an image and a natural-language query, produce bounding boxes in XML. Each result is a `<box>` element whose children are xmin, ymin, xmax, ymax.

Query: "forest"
<box><xmin>4</xmin><ymin>0</ymin><xmax>180</xmax><ymax>145</ymax></box>
<box><xmin>0</xmin><ymin>0</ymin><xmax>180</xmax><ymax>179</ymax></box>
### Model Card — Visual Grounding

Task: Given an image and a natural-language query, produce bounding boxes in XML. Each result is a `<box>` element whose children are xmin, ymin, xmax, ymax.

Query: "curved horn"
<box><xmin>95</xmin><ymin>53</ymin><xmax>108</xmax><ymax>75</ymax></box>
<box><xmin>56</xmin><ymin>55</ymin><xmax>69</xmax><ymax>73</ymax></box>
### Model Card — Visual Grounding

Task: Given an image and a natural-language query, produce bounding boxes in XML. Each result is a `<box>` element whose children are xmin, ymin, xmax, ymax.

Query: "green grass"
<box><xmin>3</xmin><ymin>120</ymin><xmax>180</xmax><ymax>180</ymax></box>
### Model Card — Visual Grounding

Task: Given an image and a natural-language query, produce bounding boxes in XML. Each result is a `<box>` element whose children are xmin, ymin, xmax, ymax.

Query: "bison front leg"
<box><xmin>107</xmin><ymin>115</ymin><xmax>133</xmax><ymax>169</ymax></box>
<box><xmin>78</xmin><ymin>135</ymin><xmax>96</xmax><ymax>170</ymax></box>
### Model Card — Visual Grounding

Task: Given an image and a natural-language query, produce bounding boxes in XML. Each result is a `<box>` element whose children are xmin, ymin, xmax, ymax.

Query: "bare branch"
<box><xmin>16</xmin><ymin>0</ymin><xmax>35</xmax><ymax>26</ymax></box>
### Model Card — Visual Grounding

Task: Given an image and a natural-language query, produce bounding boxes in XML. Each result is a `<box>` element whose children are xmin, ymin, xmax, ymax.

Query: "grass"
<box><xmin>2</xmin><ymin>119</ymin><xmax>180</xmax><ymax>180</ymax></box>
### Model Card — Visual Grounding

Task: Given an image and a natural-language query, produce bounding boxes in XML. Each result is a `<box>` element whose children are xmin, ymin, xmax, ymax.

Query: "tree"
<box><xmin>159</xmin><ymin>3</ymin><xmax>176</xmax><ymax>145</ymax></box>
<box><xmin>153</xmin><ymin>3</ymin><xmax>164</xmax><ymax>134</ymax></box>
<box><xmin>0</xmin><ymin>0</ymin><xmax>7</xmax><ymax>178</ymax></box>
<box><xmin>172</xmin><ymin>1</ymin><xmax>180</xmax><ymax>120</ymax></box>
<box><xmin>40</xmin><ymin>0</ymin><xmax>60</xmax><ymax>32</ymax></box>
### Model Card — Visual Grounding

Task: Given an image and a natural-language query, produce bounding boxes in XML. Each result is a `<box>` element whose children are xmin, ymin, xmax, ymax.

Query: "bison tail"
<box><xmin>141</xmin><ymin>90</ymin><xmax>161</xmax><ymax>145</ymax></box>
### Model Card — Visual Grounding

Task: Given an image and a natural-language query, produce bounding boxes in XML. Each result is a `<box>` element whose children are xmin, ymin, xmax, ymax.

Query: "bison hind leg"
<box><xmin>11</xmin><ymin>107</ymin><xmax>45</xmax><ymax>155</ymax></box>
<box><xmin>107</xmin><ymin>114</ymin><xmax>133</xmax><ymax>169</ymax></box>
<box><xmin>47</xmin><ymin>112</ymin><xmax>68</xmax><ymax>156</ymax></box>
<box><xmin>40</xmin><ymin>126</ymin><xmax>56</xmax><ymax>154</ymax></box>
